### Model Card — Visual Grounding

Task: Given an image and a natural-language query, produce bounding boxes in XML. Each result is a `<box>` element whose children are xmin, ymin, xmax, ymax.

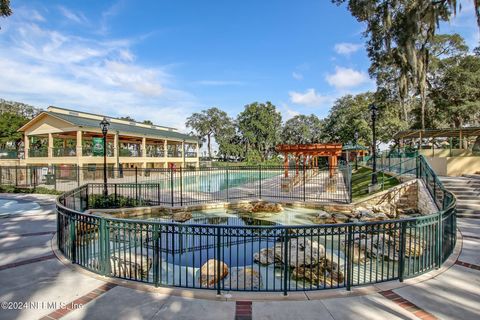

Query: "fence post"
<box><xmin>226</xmin><ymin>168</ymin><xmax>229</xmax><ymax>202</ymax></box>
<box><xmin>216</xmin><ymin>227</ymin><xmax>222</xmax><ymax>295</ymax></box>
<box><xmin>283</xmin><ymin>228</ymin><xmax>290</xmax><ymax>296</ymax></box>
<box><xmin>69</xmin><ymin>216</ymin><xmax>77</xmax><ymax>263</ymax></box>
<box><xmin>399</xmin><ymin>222</ymin><xmax>407</xmax><ymax>282</ymax></box>
<box><xmin>437</xmin><ymin>212</ymin><xmax>442</xmax><ymax>268</ymax></box>
<box><xmin>86</xmin><ymin>185</ymin><xmax>89</xmax><ymax>210</ymax></box>
<box><xmin>0</xmin><ymin>166</ymin><xmax>2</xmax><ymax>186</ymax></box>
<box><xmin>77</xmin><ymin>166</ymin><xmax>80</xmax><ymax>187</ymax></box>
<box><xmin>180</xmin><ymin>167</ymin><xmax>183</xmax><ymax>206</ymax></box>
<box><xmin>170</xmin><ymin>168</ymin><xmax>174</xmax><ymax>207</ymax></box>
<box><xmin>135</xmin><ymin>167</ymin><xmax>138</xmax><ymax>184</ymax></box>
<box><xmin>15</xmin><ymin>165</ymin><xmax>18</xmax><ymax>187</ymax></box>
<box><xmin>346</xmin><ymin>225</ymin><xmax>353</xmax><ymax>291</ymax></box>
<box><xmin>153</xmin><ymin>224</ymin><xmax>160</xmax><ymax>287</ymax></box>
<box><xmin>114</xmin><ymin>184</ymin><xmax>118</xmax><ymax>207</ymax></box>
<box><xmin>53</xmin><ymin>166</ymin><xmax>57</xmax><ymax>191</ymax></box>
<box><xmin>99</xmin><ymin>218</ymin><xmax>106</xmax><ymax>275</ymax></box>
<box><xmin>303</xmin><ymin>167</ymin><xmax>306</xmax><ymax>202</ymax></box>
<box><xmin>259</xmin><ymin>165</ymin><xmax>262</xmax><ymax>199</ymax></box>
<box><xmin>157</xmin><ymin>183</ymin><xmax>161</xmax><ymax>205</ymax></box>
<box><xmin>349</xmin><ymin>165</ymin><xmax>353</xmax><ymax>203</ymax></box>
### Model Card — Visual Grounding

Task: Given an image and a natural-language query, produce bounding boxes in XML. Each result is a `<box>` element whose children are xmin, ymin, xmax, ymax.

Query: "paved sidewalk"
<box><xmin>0</xmin><ymin>194</ymin><xmax>479</xmax><ymax>320</ymax></box>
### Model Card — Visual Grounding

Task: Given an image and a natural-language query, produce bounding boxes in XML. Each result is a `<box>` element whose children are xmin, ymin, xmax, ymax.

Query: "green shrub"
<box><xmin>88</xmin><ymin>194</ymin><xmax>151</xmax><ymax>209</ymax></box>
<box><xmin>0</xmin><ymin>185</ymin><xmax>62</xmax><ymax>195</ymax></box>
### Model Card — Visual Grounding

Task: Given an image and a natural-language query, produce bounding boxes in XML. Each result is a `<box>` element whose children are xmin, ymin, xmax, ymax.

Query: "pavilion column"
<box><xmin>283</xmin><ymin>153</ymin><xmax>289</xmax><ymax>178</ymax></box>
<box><xmin>295</xmin><ymin>156</ymin><xmax>299</xmax><ymax>176</ymax></box>
<box><xmin>48</xmin><ymin>133</ymin><xmax>53</xmax><ymax>159</ymax></box>
<box><xmin>76</xmin><ymin>131</ymin><xmax>82</xmax><ymax>158</ymax></box>
<box><xmin>182</xmin><ymin>140</ymin><xmax>185</xmax><ymax>168</ymax></box>
<box><xmin>164</xmin><ymin>140</ymin><xmax>168</xmax><ymax>168</ymax></box>
<box><xmin>24</xmin><ymin>134</ymin><xmax>29</xmax><ymax>159</ymax></box>
<box><xmin>75</xmin><ymin>131</ymin><xmax>82</xmax><ymax>181</ymax></box>
<box><xmin>196</xmin><ymin>143</ymin><xmax>200</xmax><ymax>168</ymax></box>
<box><xmin>142</xmin><ymin>137</ymin><xmax>147</xmax><ymax>158</ymax></box>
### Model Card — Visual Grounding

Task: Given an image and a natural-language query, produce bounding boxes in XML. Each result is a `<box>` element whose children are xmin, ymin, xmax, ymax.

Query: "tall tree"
<box><xmin>333</xmin><ymin>0</ymin><xmax>480</xmax><ymax>130</ymax></box>
<box><xmin>324</xmin><ymin>92</ymin><xmax>405</xmax><ymax>145</ymax></box>
<box><xmin>237</xmin><ymin>102</ymin><xmax>282</xmax><ymax>161</ymax></box>
<box><xmin>0</xmin><ymin>112</ymin><xmax>28</xmax><ymax>150</ymax></box>
<box><xmin>430</xmin><ymin>54</ymin><xmax>480</xmax><ymax>128</ymax></box>
<box><xmin>281</xmin><ymin>114</ymin><xmax>325</xmax><ymax>145</ymax></box>
<box><xmin>186</xmin><ymin>107</ymin><xmax>233</xmax><ymax>158</ymax></box>
<box><xmin>0</xmin><ymin>99</ymin><xmax>41</xmax><ymax>118</ymax></box>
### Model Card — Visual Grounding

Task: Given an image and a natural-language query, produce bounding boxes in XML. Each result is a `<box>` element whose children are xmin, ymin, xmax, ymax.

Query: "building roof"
<box><xmin>394</xmin><ymin>127</ymin><xmax>480</xmax><ymax>140</ymax></box>
<box><xmin>342</xmin><ymin>144</ymin><xmax>369</xmax><ymax>151</ymax></box>
<box><xmin>18</xmin><ymin>107</ymin><xmax>198</xmax><ymax>143</ymax></box>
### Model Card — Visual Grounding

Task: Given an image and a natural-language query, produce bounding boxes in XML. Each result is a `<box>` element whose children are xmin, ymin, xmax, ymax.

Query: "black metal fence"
<box><xmin>2</xmin><ymin>165</ymin><xmax>352</xmax><ymax>204</ymax></box>
<box><xmin>56</xmin><ymin>156</ymin><xmax>456</xmax><ymax>293</ymax></box>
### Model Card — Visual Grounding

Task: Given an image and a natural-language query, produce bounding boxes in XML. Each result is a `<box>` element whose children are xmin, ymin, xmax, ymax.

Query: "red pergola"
<box><xmin>275</xmin><ymin>143</ymin><xmax>343</xmax><ymax>178</ymax></box>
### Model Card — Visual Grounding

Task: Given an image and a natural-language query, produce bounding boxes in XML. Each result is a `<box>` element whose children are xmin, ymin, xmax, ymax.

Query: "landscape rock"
<box><xmin>238</xmin><ymin>201</ymin><xmax>284</xmax><ymax>214</ymax></box>
<box><xmin>253</xmin><ymin>248</ymin><xmax>279</xmax><ymax>265</ymax></box>
<box><xmin>92</xmin><ymin>254</ymin><xmax>152</xmax><ymax>279</ymax></box>
<box><xmin>310</xmin><ymin>210</ymin><xmax>336</xmax><ymax>224</ymax></box>
<box><xmin>291</xmin><ymin>257</ymin><xmax>344</xmax><ymax>287</ymax></box>
<box><xmin>172</xmin><ymin>211</ymin><xmax>192</xmax><ymax>222</ymax></box>
<box><xmin>274</xmin><ymin>237</ymin><xmax>325</xmax><ymax>267</ymax></box>
<box><xmin>199</xmin><ymin>259</ymin><xmax>229</xmax><ymax>287</ymax></box>
<box><xmin>332</xmin><ymin>213</ymin><xmax>351</xmax><ymax>223</ymax></box>
<box><xmin>224</xmin><ymin>267</ymin><xmax>262</xmax><ymax>290</ymax></box>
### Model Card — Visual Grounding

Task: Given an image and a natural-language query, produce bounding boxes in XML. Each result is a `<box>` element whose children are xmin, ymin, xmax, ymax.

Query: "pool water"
<box><xmin>146</xmin><ymin>170</ymin><xmax>281</xmax><ymax>193</ymax></box>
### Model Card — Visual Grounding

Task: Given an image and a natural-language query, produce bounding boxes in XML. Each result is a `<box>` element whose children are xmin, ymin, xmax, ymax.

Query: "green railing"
<box><xmin>53</xmin><ymin>147</ymin><xmax>77</xmax><ymax>157</ymax></box>
<box><xmin>0</xmin><ymin>149</ymin><xmax>21</xmax><ymax>159</ymax></box>
<box><xmin>28</xmin><ymin>148</ymin><xmax>48</xmax><ymax>157</ymax></box>
<box><xmin>56</xmin><ymin>156</ymin><xmax>456</xmax><ymax>293</ymax></box>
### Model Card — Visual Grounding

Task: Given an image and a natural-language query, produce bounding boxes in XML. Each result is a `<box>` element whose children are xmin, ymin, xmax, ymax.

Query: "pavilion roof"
<box><xmin>394</xmin><ymin>127</ymin><xmax>480</xmax><ymax>140</ymax></box>
<box><xmin>275</xmin><ymin>143</ymin><xmax>342</xmax><ymax>156</ymax></box>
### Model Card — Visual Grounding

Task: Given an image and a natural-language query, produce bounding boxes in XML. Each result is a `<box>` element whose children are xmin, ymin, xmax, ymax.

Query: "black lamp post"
<box><xmin>100</xmin><ymin>117</ymin><xmax>110</xmax><ymax>197</ymax></box>
<box><xmin>353</xmin><ymin>131</ymin><xmax>359</xmax><ymax>171</ymax></box>
<box><xmin>369</xmin><ymin>104</ymin><xmax>378</xmax><ymax>186</ymax></box>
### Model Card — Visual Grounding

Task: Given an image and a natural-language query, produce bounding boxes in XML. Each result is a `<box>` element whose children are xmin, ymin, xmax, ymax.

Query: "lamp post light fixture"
<box><xmin>100</xmin><ymin>117</ymin><xmax>110</xmax><ymax>197</ymax></box>
<box><xmin>353</xmin><ymin>131</ymin><xmax>359</xmax><ymax>171</ymax></box>
<box><xmin>369</xmin><ymin>104</ymin><xmax>379</xmax><ymax>189</ymax></box>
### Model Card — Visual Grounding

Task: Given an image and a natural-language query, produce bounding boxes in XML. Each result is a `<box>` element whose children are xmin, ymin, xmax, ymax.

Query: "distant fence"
<box><xmin>1</xmin><ymin>165</ymin><xmax>351</xmax><ymax>204</ymax></box>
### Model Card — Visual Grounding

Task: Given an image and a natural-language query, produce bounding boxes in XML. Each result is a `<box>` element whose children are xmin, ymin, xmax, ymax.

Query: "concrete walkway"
<box><xmin>0</xmin><ymin>193</ymin><xmax>479</xmax><ymax>320</ymax></box>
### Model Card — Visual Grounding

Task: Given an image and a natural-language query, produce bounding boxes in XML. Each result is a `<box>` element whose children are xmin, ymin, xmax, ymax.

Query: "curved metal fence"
<box><xmin>56</xmin><ymin>156</ymin><xmax>456</xmax><ymax>294</ymax></box>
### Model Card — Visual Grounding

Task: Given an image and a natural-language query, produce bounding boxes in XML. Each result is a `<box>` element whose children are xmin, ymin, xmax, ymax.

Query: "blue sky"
<box><xmin>0</xmin><ymin>0</ymin><xmax>478</xmax><ymax>130</ymax></box>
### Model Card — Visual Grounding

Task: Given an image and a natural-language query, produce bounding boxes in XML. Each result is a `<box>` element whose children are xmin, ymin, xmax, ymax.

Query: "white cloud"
<box><xmin>58</xmin><ymin>6</ymin><xmax>88</xmax><ymax>24</ymax></box>
<box><xmin>0</xmin><ymin>11</ymin><xmax>198</xmax><ymax>130</ymax></box>
<box><xmin>334</xmin><ymin>42</ymin><xmax>362</xmax><ymax>55</ymax></box>
<box><xmin>288</xmin><ymin>89</ymin><xmax>330</xmax><ymax>107</ymax></box>
<box><xmin>325</xmin><ymin>67</ymin><xmax>369</xmax><ymax>89</ymax></box>
<box><xmin>292</xmin><ymin>72</ymin><xmax>303</xmax><ymax>80</ymax></box>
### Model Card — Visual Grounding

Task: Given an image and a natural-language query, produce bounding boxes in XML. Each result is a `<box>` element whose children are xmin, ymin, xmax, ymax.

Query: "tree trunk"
<box><xmin>420</xmin><ymin>89</ymin><xmax>426</xmax><ymax>130</ymax></box>
<box><xmin>207</xmin><ymin>134</ymin><xmax>212</xmax><ymax>158</ymax></box>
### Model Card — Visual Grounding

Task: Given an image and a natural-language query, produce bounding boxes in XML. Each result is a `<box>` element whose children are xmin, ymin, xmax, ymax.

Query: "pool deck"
<box><xmin>0</xmin><ymin>193</ymin><xmax>479</xmax><ymax>320</ymax></box>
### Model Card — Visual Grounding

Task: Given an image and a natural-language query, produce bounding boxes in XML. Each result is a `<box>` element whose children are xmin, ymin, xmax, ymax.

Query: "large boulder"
<box><xmin>332</xmin><ymin>213</ymin><xmax>351</xmax><ymax>223</ymax></box>
<box><xmin>237</xmin><ymin>202</ymin><xmax>283</xmax><ymax>215</ymax></box>
<box><xmin>92</xmin><ymin>254</ymin><xmax>152</xmax><ymax>279</ymax></box>
<box><xmin>253</xmin><ymin>248</ymin><xmax>280</xmax><ymax>265</ymax></box>
<box><xmin>172</xmin><ymin>211</ymin><xmax>192</xmax><ymax>222</ymax></box>
<box><xmin>224</xmin><ymin>267</ymin><xmax>262</xmax><ymax>290</ymax></box>
<box><xmin>310</xmin><ymin>211</ymin><xmax>336</xmax><ymax>224</ymax></box>
<box><xmin>199</xmin><ymin>259</ymin><xmax>229</xmax><ymax>287</ymax></box>
<box><xmin>291</xmin><ymin>257</ymin><xmax>344</xmax><ymax>287</ymax></box>
<box><xmin>274</xmin><ymin>237</ymin><xmax>325</xmax><ymax>267</ymax></box>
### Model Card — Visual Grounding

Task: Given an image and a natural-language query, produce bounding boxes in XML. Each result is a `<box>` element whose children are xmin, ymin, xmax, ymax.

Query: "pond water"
<box><xmin>118</xmin><ymin>207</ymin><xmax>331</xmax><ymax>268</ymax></box>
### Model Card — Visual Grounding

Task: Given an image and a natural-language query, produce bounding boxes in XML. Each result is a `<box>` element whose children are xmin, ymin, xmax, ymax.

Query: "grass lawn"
<box><xmin>351</xmin><ymin>167</ymin><xmax>400</xmax><ymax>200</ymax></box>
